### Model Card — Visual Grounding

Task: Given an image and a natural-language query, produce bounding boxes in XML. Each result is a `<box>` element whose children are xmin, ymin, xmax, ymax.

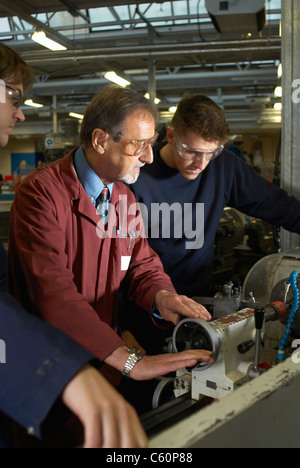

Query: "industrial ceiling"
<box><xmin>0</xmin><ymin>0</ymin><xmax>282</xmax><ymax>138</ymax></box>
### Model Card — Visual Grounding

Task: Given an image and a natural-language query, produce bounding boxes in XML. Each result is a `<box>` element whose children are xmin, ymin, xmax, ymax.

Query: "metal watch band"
<box><xmin>122</xmin><ymin>348</ymin><xmax>144</xmax><ymax>378</ymax></box>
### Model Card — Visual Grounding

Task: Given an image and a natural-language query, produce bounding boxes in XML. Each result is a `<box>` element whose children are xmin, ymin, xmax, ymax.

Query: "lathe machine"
<box><xmin>144</xmin><ymin>249</ymin><xmax>300</xmax><ymax>447</ymax></box>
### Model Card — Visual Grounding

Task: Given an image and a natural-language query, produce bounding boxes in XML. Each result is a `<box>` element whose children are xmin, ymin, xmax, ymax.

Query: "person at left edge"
<box><xmin>8</xmin><ymin>85</ymin><xmax>213</xmax><ymax>389</ymax></box>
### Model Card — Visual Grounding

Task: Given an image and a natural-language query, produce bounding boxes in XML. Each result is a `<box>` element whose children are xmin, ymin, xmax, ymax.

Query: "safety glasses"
<box><xmin>0</xmin><ymin>83</ymin><xmax>23</xmax><ymax>109</ymax></box>
<box><xmin>175</xmin><ymin>132</ymin><xmax>224</xmax><ymax>161</ymax></box>
<box><xmin>113</xmin><ymin>132</ymin><xmax>159</xmax><ymax>157</ymax></box>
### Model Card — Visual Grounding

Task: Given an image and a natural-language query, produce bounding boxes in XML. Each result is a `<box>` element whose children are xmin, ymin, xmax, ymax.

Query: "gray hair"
<box><xmin>80</xmin><ymin>85</ymin><xmax>158</xmax><ymax>146</ymax></box>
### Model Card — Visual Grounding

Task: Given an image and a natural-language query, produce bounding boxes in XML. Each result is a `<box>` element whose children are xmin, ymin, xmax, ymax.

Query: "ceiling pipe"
<box><xmin>23</xmin><ymin>38</ymin><xmax>281</xmax><ymax>64</ymax></box>
<box><xmin>32</xmin><ymin>69</ymin><xmax>276</xmax><ymax>88</ymax></box>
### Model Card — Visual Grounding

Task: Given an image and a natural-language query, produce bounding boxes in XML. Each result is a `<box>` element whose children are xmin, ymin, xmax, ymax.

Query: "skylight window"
<box><xmin>0</xmin><ymin>0</ymin><xmax>282</xmax><ymax>39</ymax></box>
<box><xmin>0</xmin><ymin>17</ymin><xmax>12</xmax><ymax>40</ymax></box>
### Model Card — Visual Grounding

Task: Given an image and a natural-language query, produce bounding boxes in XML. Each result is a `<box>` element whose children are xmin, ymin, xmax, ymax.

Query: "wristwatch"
<box><xmin>122</xmin><ymin>348</ymin><xmax>144</xmax><ymax>378</ymax></box>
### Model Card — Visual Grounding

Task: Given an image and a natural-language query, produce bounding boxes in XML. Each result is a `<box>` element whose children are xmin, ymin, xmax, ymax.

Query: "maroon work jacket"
<box><xmin>8</xmin><ymin>149</ymin><xmax>176</xmax><ymax>365</ymax></box>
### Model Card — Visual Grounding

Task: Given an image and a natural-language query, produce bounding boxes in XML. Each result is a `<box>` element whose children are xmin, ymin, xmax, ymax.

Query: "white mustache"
<box><xmin>133</xmin><ymin>163</ymin><xmax>145</xmax><ymax>169</ymax></box>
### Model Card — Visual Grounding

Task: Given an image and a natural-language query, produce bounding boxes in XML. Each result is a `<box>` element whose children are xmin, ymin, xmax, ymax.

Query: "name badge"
<box><xmin>121</xmin><ymin>256</ymin><xmax>131</xmax><ymax>271</ymax></box>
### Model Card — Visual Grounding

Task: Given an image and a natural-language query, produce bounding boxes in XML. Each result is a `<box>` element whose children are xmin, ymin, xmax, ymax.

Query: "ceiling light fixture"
<box><xmin>274</xmin><ymin>86</ymin><xmax>282</xmax><ymax>98</ymax></box>
<box><xmin>69</xmin><ymin>112</ymin><xmax>84</xmax><ymax>120</ymax></box>
<box><xmin>144</xmin><ymin>93</ymin><xmax>161</xmax><ymax>105</ymax></box>
<box><xmin>24</xmin><ymin>99</ymin><xmax>44</xmax><ymax>108</ymax></box>
<box><xmin>31</xmin><ymin>31</ymin><xmax>67</xmax><ymax>51</ymax></box>
<box><xmin>104</xmin><ymin>72</ymin><xmax>131</xmax><ymax>88</ymax></box>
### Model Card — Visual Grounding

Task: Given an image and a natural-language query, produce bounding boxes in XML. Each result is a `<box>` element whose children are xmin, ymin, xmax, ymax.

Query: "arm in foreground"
<box><xmin>62</xmin><ymin>365</ymin><xmax>148</xmax><ymax>448</ymax></box>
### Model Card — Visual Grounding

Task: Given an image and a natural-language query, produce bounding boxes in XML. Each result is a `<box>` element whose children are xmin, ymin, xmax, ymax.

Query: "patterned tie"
<box><xmin>97</xmin><ymin>186</ymin><xmax>109</xmax><ymax>223</ymax></box>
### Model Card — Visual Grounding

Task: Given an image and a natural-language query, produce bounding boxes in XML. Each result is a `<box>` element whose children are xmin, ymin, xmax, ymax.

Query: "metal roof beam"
<box><xmin>21</xmin><ymin>37</ymin><xmax>281</xmax><ymax>62</ymax></box>
<box><xmin>58</xmin><ymin>0</ymin><xmax>89</xmax><ymax>22</ymax></box>
<box><xmin>30</xmin><ymin>68</ymin><xmax>276</xmax><ymax>95</ymax></box>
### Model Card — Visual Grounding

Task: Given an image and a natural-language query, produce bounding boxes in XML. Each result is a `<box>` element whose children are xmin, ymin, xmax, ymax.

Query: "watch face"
<box><xmin>130</xmin><ymin>348</ymin><xmax>143</xmax><ymax>360</ymax></box>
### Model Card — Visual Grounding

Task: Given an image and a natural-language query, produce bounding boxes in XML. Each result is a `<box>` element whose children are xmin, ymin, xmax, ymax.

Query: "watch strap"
<box><xmin>122</xmin><ymin>348</ymin><xmax>144</xmax><ymax>378</ymax></box>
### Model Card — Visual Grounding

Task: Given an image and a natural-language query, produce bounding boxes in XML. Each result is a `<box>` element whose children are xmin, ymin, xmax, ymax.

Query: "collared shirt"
<box><xmin>73</xmin><ymin>145</ymin><xmax>113</xmax><ymax>206</ymax></box>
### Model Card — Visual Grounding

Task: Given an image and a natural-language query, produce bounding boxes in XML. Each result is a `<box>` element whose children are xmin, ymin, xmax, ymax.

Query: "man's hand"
<box><xmin>61</xmin><ymin>364</ymin><xmax>148</xmax><ymax>448</ymax></box>
<box><xmin>155</xmin><ymin>290</ymin><xmax>212</xmax><ymax>325</ymax></box>
<box><xmin>130</xmin><ymin>349</ymin><xmax>214</xmax><ymax>381</ymax></box>
<box><xmin>105</xmin><ymin>346</ymin><xmax>214</xmax><ymax>382</ymax></box>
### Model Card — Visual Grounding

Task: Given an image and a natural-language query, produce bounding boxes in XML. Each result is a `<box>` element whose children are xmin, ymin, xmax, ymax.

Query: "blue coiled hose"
<box><xmin>277</xmin><ymin>271</ymin><xmax>300</xmax><ymax>361</ymax></box>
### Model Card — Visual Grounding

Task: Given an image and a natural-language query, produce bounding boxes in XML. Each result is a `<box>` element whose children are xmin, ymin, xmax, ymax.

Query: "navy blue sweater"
<box><xmin>0</xmin><ymin>293</ymin><xmax>94</xmax><ymax>447</ymax></box>
<box><xmin>131</xmin><ymin>142</ymin><xmax>300</xmax><ymax>296</ymax></box>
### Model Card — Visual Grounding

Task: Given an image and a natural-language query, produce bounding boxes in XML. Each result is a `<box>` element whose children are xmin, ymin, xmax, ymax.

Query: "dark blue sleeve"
<box><xmin>0</xmin><ymin>242</ymin><xmax>7</xmax><ymax>292</ymax></box>
<box><xmin>0</xmin><ymin>293</ymin><xmax>94</xmax><ymax>439</ymax></box>
<box><xmin>225</xmin><ymin>151</ymin><xmax>300</xmax><ymax>234</ymax></box>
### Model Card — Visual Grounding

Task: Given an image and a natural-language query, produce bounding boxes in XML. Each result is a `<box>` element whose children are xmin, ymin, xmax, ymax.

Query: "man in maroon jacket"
<box><xmin>0</xmin><ymin>42</ymin><xmax>148</xmax><ymax>448</ymax></box>
<box><xmin>8</xmin><ymin>85</ymin><xmax>213</xmax><ymax>391</ymax></box>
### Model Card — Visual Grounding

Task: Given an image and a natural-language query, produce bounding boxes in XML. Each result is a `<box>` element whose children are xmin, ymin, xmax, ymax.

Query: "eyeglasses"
<box><xmin>175</xmin><ymin>132</ymin><xmax>224</xmax><ymax>161</ymax></box>
<box><xmin>113</xmin><ymin>132</ymin><xmax>159</xmax><ymax>157</ymax></box>
<box><xmin>0</xmin><ymin>83</ymin><xmax>23</xmax><ymax>109</ymax></box>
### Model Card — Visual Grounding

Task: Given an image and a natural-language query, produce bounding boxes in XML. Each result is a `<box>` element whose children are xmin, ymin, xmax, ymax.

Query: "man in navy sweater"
<box><xmin>124</xmin><ymin>94</ymin><xmax>300</xmax><ymax>352</ymax></box>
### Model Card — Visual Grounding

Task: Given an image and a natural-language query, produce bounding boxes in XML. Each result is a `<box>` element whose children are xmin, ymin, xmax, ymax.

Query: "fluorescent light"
<box><xmin>168</xmin><ymin>106</ymin><xmax>177</xmax><ymax>113</ymax></box>
<box><xmin>274</xmin><ymin>102</ymin><xmax>282</xmax><ymax>111</ymax></box>
<box><xmin>24</xmin><ymin>99</ymin><xmax>44</xmax><ymax>108</ymax></box>
<box><xmin>32</xmin><ymin>31</ymin><xmax>67</xmax><ymax>51</ymax></box>
<box><xmin>69</xmin><ymin>112</ymin><xmax>84</xmax><ymax>120</ymax></box>
<box><xmin>144</xmin><ymin>93</ymin><xmax>161</xmax><ymax>105</ymax></box>
<box><xmin>274</xmin><ymin>86</ymin><xmax>282</xmax><ymax>98</ymax></box>
<box><xmin>104</xmin><ymin>72</ymin><xmax>131</xmax><ymax>88</ymax></box>
<box><xmin>277</xmin><ymin>63</ymin><xmax>282</xmax><ymax>79</ymax></box>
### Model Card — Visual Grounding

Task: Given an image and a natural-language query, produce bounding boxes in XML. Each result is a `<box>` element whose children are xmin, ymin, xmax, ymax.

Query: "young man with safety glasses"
<box><xmin>126</xmin><ymin>93</ymin><xmax>300</xmax><ymax>354</ymax></box>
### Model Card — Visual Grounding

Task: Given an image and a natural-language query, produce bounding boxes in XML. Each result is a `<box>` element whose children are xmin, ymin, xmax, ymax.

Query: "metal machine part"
<box><xmin>242</xmin><ymin>249</ymin><xmax>300</xmax><ymax>334</ymax></box>
<box><xmin>253</xmin><ymin>307</ymin><xmax>266</xmax><ymax>375</ymax></box>
<box><xmin>172</xmin><ymin>319</ymin><xmax>220</xmax><ymax>370</ymax></box>
<box><xmin>152</xmin><ymin>377</ymin><xmax>176</xmax><ymax>409</ymax></box>
<box><xmin>213</xmin><ymin>282</ymin><xmax>242</xmax><ymax>318</ymax></box>
<box><xmin>171</xmin><ymin>303</ymin><xmax>286</xmax><ymax>401</ymax></box>
<box><xmin>194</xmin><ymin>281</ymin><xmax>243</xmax><ymax>319</ymax></box>
<box><xmin>242</xmin><ymin>249</ymin><xmax>300</xmax><ymax>306</ymax></box>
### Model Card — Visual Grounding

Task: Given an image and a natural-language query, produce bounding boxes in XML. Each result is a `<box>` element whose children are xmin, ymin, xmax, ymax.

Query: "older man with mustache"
<box><xmin>0</xmin><ymin>42</ymin><xmax>150</xmax><ymax>448</ymax></box>
<box><xmin>8</xmin><ymin>84</ymin><xmax>213</xmax><ymax>408</ymax></box>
